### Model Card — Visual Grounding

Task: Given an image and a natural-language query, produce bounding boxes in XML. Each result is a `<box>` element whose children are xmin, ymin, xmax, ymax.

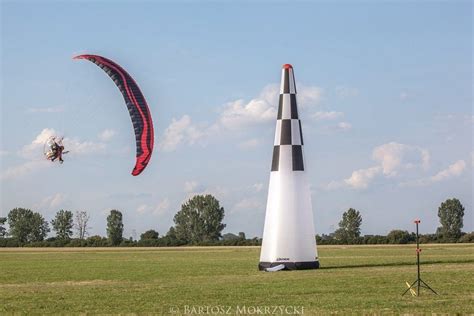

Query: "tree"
<box><xmin>166</xmin><ymin>226</ymin><xmax>178</xmax><ymax>240</ymax></box>
<box><xmin>74</xmin><ymin>211</ymin><xmax>90</xmax><ymax>239</ymax></box>
<box><xmin>7</xmin><ymin>208</ymin><xmax>49</xmax><ymax>243</ymax></box>
<box><xmin>222</xmin><ymin>233</ymin><xmax>239</xmax><ymax>241</ymax></box>
<box><xmin>51</xmin><ymin>210</ymin><xmax>74</xmax><ymax>240</ymax></box>
<box><xmin>29</xmin><ymin>213</ymin><xmax>50</xmax><ymax>242</ymax></box>
<box><xmin>140</xmin><ymin>229</ymin><xmax>159</xmax><ymax>240</ymax></box>
<box><xmin>387</xmin><ymin>230</ymin><xmax>412</xmax><ymax>244</ymax></box>
<box><xmin>0</xmin><ymin>217</ymin><xmax>7</xmax><ymax>238</ymax></box>
<box><xmin>173</xmin><ymin>194</ymin><xmax>226</xmax><ymax>244</ymax></box>
<box><xmin>107</xmin><ymin>210</ymin><xmax>124</xmax><ymax>246</ymax></box>
<box><xmin>437</xmin><ymin>198</ymin><xmax>465</xmax><ymax>240</ymax></box>
<box><xmin>334</xmin><ymin>208</ymin><xmax>362</xmax><ymax>244</ymax></box>
<box><xmin>458</xmin><ymin>232</ymin><xmax>474</xmax><ymax>243</ymax></box>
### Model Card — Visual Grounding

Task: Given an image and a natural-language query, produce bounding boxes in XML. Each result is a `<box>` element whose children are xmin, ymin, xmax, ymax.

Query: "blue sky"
<box><xmin>1</xmin><ymin>1</ymin><xmax>472</xmax><ymax>238</ymax></box>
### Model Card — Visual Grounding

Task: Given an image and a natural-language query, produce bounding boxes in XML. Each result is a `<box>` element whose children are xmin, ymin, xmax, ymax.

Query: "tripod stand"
<box><xmin>402</xmin><ymin>219</ymin><xmax>438</xmax><ymax>296</ymax></box>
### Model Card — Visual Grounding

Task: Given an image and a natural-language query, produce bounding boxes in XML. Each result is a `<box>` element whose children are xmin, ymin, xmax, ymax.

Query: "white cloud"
<box><xmin>430</xmin><ymin>160</ymin><xmax>466</xmax><ymax>182</ymax></box>
<box><xmin>297</xmin><ymin>85</ymin><xmax>323</xmax><ymax>108</ymax></box>
<box><xmin>20</xmin><ymin>128</ymin><xmax>57</xmax><ymax>159</ymax></box>
<box><xmin>0</xmin><ymin>150</ymin><xmax>10</xmax><ymax>157</ymax></box>
<box><xmin>343</xmin><ymin>166</ymin><xmax>382</xmax><ymax>189</ymax></box>
<box><xmin>98</xmin><ymin>129</ymin><xmax>116</xmax><ymax>142</ymax></box>
<box><xmin>66</xmin><ymin>137</ymin><xmax>106</xmax><ymax>155</ymax></box>
<box><xmin>218</xmin><ymin>99</ymin><xmax>276</xmax><ymax>130</ymax></box>
<box><xmin>20</xmin><ymin>128</ymin><xmax>106</xmax><ymax>159</ymax></box>
<box><xmin>336</xmin><ymin>122</ymin><xmax>352</xmax><ymax>131</ymax></box>
<box><xmin>158</xmin><ymin>115</ymin><xmax>208</xmax><ymax>152</ymax></box>
<box><xmin>158</xmin><ymin>83</ymin><xmax>324</xmax><ymax>151</ymax></box>
<box><xmin>401</xmin><ymin>160</ymin><xmax>466</xmax><ymax>187</ymax></box>
<box><xmin>1</xmin><ymin>161</ymin><xmax>50</xmax><ymax>180</ymax></box>
<box><xmin>136</xmin><ymin>204</ymin><xmax>148</xmax><ymax>214</ymax></box>
<box><xmin>184</xmin><ymin>181</ymin><xmax>199</xmax><ymax>193</ymax></box>
<box><xmin>319</xmin><ymin>121</ymin><xmax>353</xmax><ymax>135</ymax></box>
<box><xmin>218</xmin><ymin>84</ymin><xmax>322</xmax><ymax>129</ymax></box>
<box><xmin>4</xmin><ymin>129</ymin><xmax>107</xmax><ymax>180</ymax></box>
<box><xmin>257</xmin><ymin>84</ymin><xmax>280</xmax><ymax>106</ymax></box>
<box><xmin>327</xmin><ymin>142</ymin><xmax>432</xmax><ymax>190</ymax></box>
<box><xmin>26</xmin><ymin>106</ymin><xmax>64</xmax><ymax>113</ymax></box>
<box><xmin>153</xmin><ymin>198</ymin><xmax>170</xmax><ymax>216</ymax></box>
<box><xmin>38</xmin><ymin>193</ymin><xmax>68</xmax><ymax>209</ymax></box>
<box><xmin>135</xmin><ymin>198</ymin><xmax>171</xmax><ymax>216</ymax></box>
<box><xmin>312</xmin><ymin>111</ymin><xmax>344</xmax><ymax>121</ymax></box>
<box><xmin>184</xmin><ymin>185</ymin><xmax>230</xmax><ymax>202</ymax></box>
<box><xmin>231</xmin><ymin>197</ymin><xmax>263</xmax><ymax>214</ymax></box>
<box><xmin>372</xmin><ymin>142</ymin><xmax>430</xmax><ymax>176</ymax></box>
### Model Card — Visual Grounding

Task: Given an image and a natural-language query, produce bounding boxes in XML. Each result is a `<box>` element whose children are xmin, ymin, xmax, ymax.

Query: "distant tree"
<box><xmin>29</xmin><ymin>213</ymin><xmax>50</xmax><ymax>242</ymax></box>
<box><xmin>166</xmin><ymin>226</ymin><xmax>177</xmax><ymax>240</ymax></box>
<box><xmin>107</xmin><ymin>210</ymin><xmax>123</xmax><ymax>246</ymax></box>
<box><xmin>334</xmin><ymin>208</ymin><xmax>362</xmax><ymax>244</ymax></box>
<box><xmin>86</xmin><ymin>235</ymin><xmax>108</xmax><ymax>247</ymax></box>
<box><xmin>238</xmin><ymin>232</ymin><xmax>246</xmax><ymax>240</ymax></box>
<box><xmin>140</xmin><ymin>229</ymin><xmax>159</xmax><ymax>240</ymax></box>
<box><xmin>51</xmin><ymin>210</ymin><xmax>74</xmax><ymax>240</ymax></box>
<box><xmin>437</xmin><ymin>198</ymin><xmax>465</xmax><ymax>240</ymax></box>
<box><xmin>7</xmin><ymin>208</ymin><xmax>49</xmax><ymax>242</ymax></box>
<box><xmin>7</xmin><ymin>208</ymin><xmax>33</xmax><ymax>242</ymax></box>
<box><xmin>458</xmin><ymin>232</ymin><xmax>474</xmax><ymax>243</ymax></box>
<box><xmin>74</xmin><ymin>211</ymin><xmax>90</xmax><ymax>239</ymax></box>
<box><xmin>387</xmin><ymin>230</ymin><xmax>412</xmax><ymax>244</ymax></box>
<box><xmin>173</xmin><ymin>194</ymin><xmax>226</xmax><ymax>244</ymax></box>
<box><xmin>362</xmin><ymin>235</ymin><xmax>387</xmax><ymax>245</ymax></box>
<box><xmin>222</xmin><ymin>233</ymin><xmax>239</xmax><ymax>241</ymax></box>
<box><xmin>0</xmin><ymin>217</ymin><xmax>7</xmax><ymax>238</ymax></box>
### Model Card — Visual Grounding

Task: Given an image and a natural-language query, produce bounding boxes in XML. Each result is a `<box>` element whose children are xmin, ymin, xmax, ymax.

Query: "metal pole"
<box><xmin>416</xmin><ymin>221</ymin><xmax>420</xmax><ymax>296</ymax></box>
<box><xmin>402</xmin><ymin>219</ymin><xmax>437</xmax><ymax>296</ymax></box>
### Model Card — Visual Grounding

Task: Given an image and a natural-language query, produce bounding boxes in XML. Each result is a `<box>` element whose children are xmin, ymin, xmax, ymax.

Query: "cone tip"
<box><xmin>283</xmin><ymin>64</ymin><xmax>293</xmax><ymax>69</ymax></box>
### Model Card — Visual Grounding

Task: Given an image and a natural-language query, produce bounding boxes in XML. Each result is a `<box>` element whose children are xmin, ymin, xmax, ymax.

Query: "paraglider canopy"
<box><xmin>73</xmin><ymin>54</ymin><xmax>154</xmax><ymax>176</ymax></box>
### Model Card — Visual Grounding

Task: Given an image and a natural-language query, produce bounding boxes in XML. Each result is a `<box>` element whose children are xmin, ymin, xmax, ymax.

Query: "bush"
<box><xmin>362</xmin><ymin>235</ymin><xmax>388</xmax><ymax>244</ymax></box>
<box><xmin>86</xmin><ymin>235</ymin><xmax>109</xmax><ymax>247</ymax></box>
<box><xmin>66</xmin><ymin>239</ymin><xmax>88</xmax><ymax>247</ymax></box>
<box><xmin>458</xmin><ymin>232</ymin><xmax>474</xmax><ymax>243</ymax></box>
<box><xmin>419</xmin><ymin>234</ymin><xmax>439</xmax><ymax>244</ymax></box>
<box><xmin>386</xmin><ymin>230</ymin><xmax>413</xmax><ymax>244</ymax></box>
<box><xmin>0</xmin><ymin>238</ymin><xmax>20</xmax><ymax>247</ymax></box>
<box><xmin>119</xmin><ymin>239</ymin><xmax>137</xmax><ymax>247</ymax></box>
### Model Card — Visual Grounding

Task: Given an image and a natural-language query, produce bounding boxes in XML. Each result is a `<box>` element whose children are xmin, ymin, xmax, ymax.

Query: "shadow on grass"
<box><xmin>320</xmin><ymin>259</ymin><xmax>474</xmax><ymax>270</ymax></box>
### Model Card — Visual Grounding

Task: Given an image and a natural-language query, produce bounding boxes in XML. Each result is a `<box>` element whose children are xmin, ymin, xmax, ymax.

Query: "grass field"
<box><xmin>0</xmin><ymin>244</ymin><xmax>473</xmax><ymax>315</ymax></box>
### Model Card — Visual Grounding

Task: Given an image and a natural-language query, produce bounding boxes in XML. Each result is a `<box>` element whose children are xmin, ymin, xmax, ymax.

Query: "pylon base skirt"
<box><xmin>258</xmin><ymin>260</ymin><xmax>320</xmax><ymax>271</ymax></box>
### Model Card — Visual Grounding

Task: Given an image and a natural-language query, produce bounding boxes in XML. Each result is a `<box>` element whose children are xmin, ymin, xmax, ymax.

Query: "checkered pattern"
<box><xmin>271</xmin><ymin>66</ymin><xmax>305</xmax><ymax>172</ymax></box>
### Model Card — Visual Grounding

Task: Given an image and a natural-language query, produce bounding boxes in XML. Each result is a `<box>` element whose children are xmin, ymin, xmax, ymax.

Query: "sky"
<box><xmin>1</xmin><ymin>1</ymin><xmax>472</xmax><ymax>239</ymax></box>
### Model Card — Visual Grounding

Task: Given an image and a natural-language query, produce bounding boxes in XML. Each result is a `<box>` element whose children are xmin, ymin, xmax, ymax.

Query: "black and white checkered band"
<box><xmin>271</xmin><ymin>145</ymin><xmax>304</xmax><ymax>172</ymax></box>
<box><xmin>280</xmin><ymin>67</ymin><xmax>297</xmax><ymax>94</ymax></box>
<box><xmin>271</xmin><ymin>67</ymin><xmax>305</xmax><ymax>172</ymax></box>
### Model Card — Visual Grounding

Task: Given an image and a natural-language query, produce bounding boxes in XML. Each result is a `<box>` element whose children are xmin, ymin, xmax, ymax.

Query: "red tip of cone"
<box><xmin>283</xmin><ymin>64</ymin><xmax>293</xmax><ymax>69</ymax></box>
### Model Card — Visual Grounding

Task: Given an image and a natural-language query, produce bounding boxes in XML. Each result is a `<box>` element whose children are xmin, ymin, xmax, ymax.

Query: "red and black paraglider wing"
<box><xmin>74</xmin><ymin>54</ymin><xmax>154</xmax><ymax>176</ymax></box>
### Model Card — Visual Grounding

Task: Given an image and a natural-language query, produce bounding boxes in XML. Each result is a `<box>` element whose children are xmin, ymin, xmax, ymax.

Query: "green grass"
<box><xmin>0</xmin><ymin>244</ymin><xmax>473</xmax><ymax>314</ymax></box>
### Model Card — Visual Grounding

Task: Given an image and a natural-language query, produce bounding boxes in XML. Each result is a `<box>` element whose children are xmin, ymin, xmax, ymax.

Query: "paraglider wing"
<box><xmin>74</xmin><ymin>54</ymin><xmax>154</xmax><ymax>176</ymax></box>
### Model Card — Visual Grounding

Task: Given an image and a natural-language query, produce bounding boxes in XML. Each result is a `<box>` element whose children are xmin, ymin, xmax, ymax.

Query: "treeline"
<box><xmin>0</xmin><ymin>196</ymin><xmax>472</xmax><ymax>247</ymax></box>
<box><xmin>315</xmin><ymin>198</ymin><xmax>472</xmax><ymax>244</ymax></box>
